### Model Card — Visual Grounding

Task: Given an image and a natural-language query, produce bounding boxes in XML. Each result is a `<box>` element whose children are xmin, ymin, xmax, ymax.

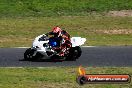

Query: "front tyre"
<box><xmin>24</xmin><ymin>48</ymin><xmax>35</xmax><ymax>60</ymax></box>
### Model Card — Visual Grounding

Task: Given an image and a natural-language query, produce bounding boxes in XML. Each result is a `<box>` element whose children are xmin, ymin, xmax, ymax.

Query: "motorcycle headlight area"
<box><xmin>35</xmin><ymin>46</ymin><xmax>39</xmax><ymax>48</ymax></box>
<box><xmin>32</xmin><ymin>46</ymin><xmax>39</xmax><ymax>49</ymax></box>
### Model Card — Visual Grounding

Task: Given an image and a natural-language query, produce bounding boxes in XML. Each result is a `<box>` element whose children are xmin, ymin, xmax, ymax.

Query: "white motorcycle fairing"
<box><xmin>71</xmin><ymin>37</ymin><xmax>86</xmax><ymax>47</ymax></box>
<box><xmin>24</xmin><ymin>34</ymin><xmax>86</xmax><ymax>60</ymax></box>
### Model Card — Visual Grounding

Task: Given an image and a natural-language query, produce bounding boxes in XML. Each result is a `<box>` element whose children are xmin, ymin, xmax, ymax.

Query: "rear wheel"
<box><xmin>24</xmin><ymin>48</ymin><xmax>35</xmax><ymax>60</ymax></box>
<box><xmin>66</xmin><ymin>46</ymin><xmax>82</xmax><ymax>61</ymax></box>
<box><xmin>76</xmin><ymin>46</ymin><xmax>82</xmax><ymax>58</ymax></box>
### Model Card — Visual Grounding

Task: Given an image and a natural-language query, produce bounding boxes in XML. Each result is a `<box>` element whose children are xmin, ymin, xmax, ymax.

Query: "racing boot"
<box><xmin>58</xmin><ymin>47</ymin><xmax>66</xmax><ymax>56</ymax></box>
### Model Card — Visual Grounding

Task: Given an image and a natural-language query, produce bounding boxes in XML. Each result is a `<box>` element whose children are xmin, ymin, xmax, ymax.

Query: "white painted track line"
<box><xmin>14</xmin><ymin>46</ymin><xmax>96</xmax><ymax>48</ymax></box>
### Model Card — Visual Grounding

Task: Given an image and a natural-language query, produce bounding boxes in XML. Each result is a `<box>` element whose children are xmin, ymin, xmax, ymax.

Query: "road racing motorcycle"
<box><xmin>24</xmin><ymin>34</ymin><xmax>86</xmax><ymax>61</ymax></box>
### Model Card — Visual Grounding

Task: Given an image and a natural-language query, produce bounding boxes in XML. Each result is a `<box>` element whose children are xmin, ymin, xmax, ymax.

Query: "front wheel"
<box><xmin>24</xmin><ymin>48</ymin><xmax>35</xmax><ymax>60</ymax></box>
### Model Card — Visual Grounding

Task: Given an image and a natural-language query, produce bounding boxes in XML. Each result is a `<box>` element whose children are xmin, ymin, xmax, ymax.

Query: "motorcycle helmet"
<box><xmin>52</xmin><ymin>26</ymin><xmax>62</xmax><ymax>33</ymax></box>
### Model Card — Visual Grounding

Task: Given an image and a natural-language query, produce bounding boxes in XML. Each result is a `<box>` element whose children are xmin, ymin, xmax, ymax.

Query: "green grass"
<box><xmin>0</xmin><ymin>16</ymin><xmax>132</xmax><ymax>47</ymax></box>
<box><xmin>0</xmin><ymin>0</ymin><xmax>132</xmax><ymax>17</ymax></box>
<box><xmin>0</xmin><ymin>67</ymin><xmax>131</xmax><ymax>88</ymax></box>
<box><xmin>0</xmin><ymin>0</ymin><xmax>132</xmax><ymax>47</ymax></box>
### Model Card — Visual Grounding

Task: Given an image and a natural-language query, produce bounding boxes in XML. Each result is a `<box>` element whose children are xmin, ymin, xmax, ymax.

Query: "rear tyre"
<box><xmin>75</xmin><ymin>46</ymin><xmax>82</xmax><ymax>58</ymax></box>
<box><xmin>24</xmin><ymin>48</ymin><xmax>35</xmax><ymax>60</ymax></box>
<box><xmin>66</xmin><ymin>46</ymin><xmax>82</xmax><ymax>61</ymax></box>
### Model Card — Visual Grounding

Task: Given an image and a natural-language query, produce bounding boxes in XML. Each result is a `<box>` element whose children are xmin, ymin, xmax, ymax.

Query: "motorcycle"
<box><xmin>24</xmin><ymin>34</ymin><xmax>86</xmax><ymax>61</ymax></box>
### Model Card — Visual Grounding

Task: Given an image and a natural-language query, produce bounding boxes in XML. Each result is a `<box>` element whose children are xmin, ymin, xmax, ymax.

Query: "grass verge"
<box><xmin>0</xmin><ymin>16</ymin><xmax>132</xmax><ymax>47</ymax></box>
<box><xmin>0</xmin><ymin>67</ymin><xmax>131</xmax><ymax>88</ymax></box>
<box><xmin>0</xmin><ymin>0</ymin><xmax>132</xmax><ymax>17</ymax></box>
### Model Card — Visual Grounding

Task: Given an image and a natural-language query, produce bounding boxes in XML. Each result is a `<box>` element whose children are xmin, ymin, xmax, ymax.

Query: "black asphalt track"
<box><xmin>0</xmin><ymin>46</ymin><xmax>132</xmax><ymax>67</ymax></box>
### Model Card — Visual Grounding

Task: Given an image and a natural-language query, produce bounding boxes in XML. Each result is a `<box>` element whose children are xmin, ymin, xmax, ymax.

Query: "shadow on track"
<box><xmin>19</xmin><ymin>58</ymin><xmax>66</xmax><ymax>62</ymax></box>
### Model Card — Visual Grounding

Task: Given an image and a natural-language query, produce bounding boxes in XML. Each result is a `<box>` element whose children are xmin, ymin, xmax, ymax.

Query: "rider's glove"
<box><xmin>45</xmin><ymin>33</ymin><xmax>48</xmax><ymax>36</ymax></box>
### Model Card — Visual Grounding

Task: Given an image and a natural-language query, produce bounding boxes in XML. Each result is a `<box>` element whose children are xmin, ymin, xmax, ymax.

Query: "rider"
<box><xmin>46</xmin><ymin>26</ymin><xmax>71</xmax><ymax>56</ymax></box>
